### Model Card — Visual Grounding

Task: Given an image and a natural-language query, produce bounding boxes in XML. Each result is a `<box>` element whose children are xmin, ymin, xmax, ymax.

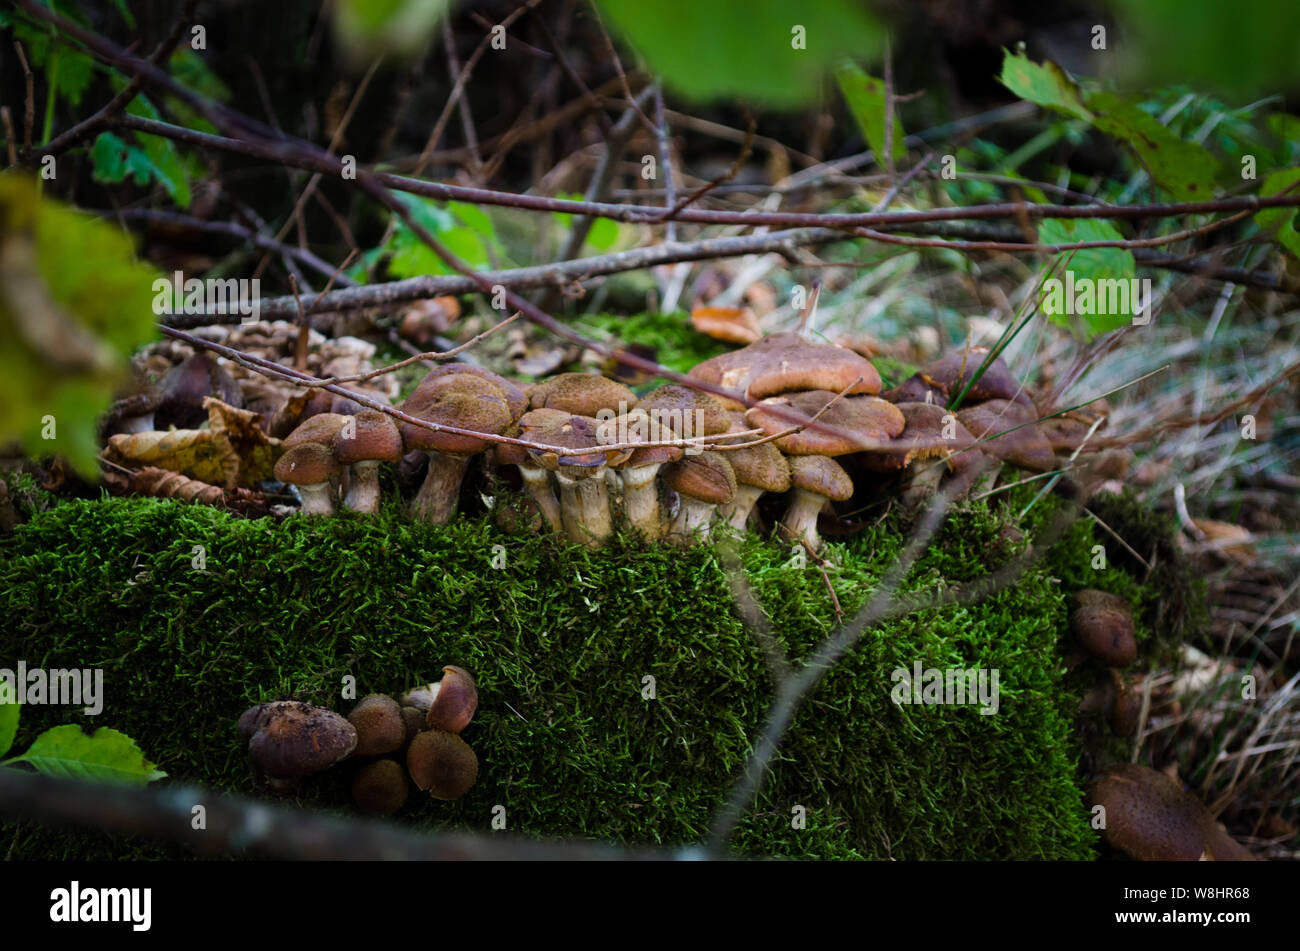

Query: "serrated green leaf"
<box><xmin>595</xmin><ymin>0</ymin><xmax>884</xmax><ymax>106</ymax></box>
<box><xmin>998</xmin><ymin>50</ymin><xmax>1091</xmax><ymax>122</ymax></box>
<box><xmin>1038</xmin><ymin>219</ymin><xmax>1138</xmax><ymax>338</ymax></box>
<box><xmin>0</xmin><ymin>681</ymin><xmax>17</xmax><ymax>759</ymax></box>
<box><xmin>1085</xmin><ymin>92</ymin><xmax>1220</xmax><ymax>200</ymax></box>
<box><xmin>836</xmin><ymin>63</ymin><xmax>907</xmax><ymax>164</ymax></box>
<box><xmin>8</xmin><ymin>725</ymin><xmax>165</xmax><ymax>786</ymax></box>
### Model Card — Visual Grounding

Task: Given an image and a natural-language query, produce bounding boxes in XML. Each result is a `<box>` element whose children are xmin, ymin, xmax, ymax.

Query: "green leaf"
<box><xmin>0</xmin><ymin>175</ymin><xmax>160</xmax><ymax>475</ymax></box>
<box><xmin>835</xmin><ymin>63</ymin><xmax>907</xmax><ymax>164</ymax></box>
<box><xmin>134</xmin><ymin>131</ymin><xmax>192</xmax><ymax>208</ymax></box>
<box><xmin>1256</xmin><ymin>168</ymin><xmax>1300</xmax><ymax>260</ymax></box>
<box><xmin>7</xmin><ymin>725</ymin><xmax>165</xmax><ymax>786</ymax></box>
<box><xmin>331</xmin><ymin>0</ymin><xmax>451</xmax><ymax>67</ymax></box>
<box><xmin>586</xmin><ymin>216</ymin><xmax>619</xmax><ymax>251</ymax></box>
<box><xmin>998</xmin><ymin>50</ymin><xmax>1091</xmax><ymax>121</ymax></box>
<box><xmin>595</xmin><ymin>0</ymin><xmax>884</xmax><ymax>106</ymax></box>
<box><xmin>1037</xmin><ymin>219</ymin><xmax>1138</xmax><ymax>338</ymax></box>
<box><xmin>90</xmin><ymin>131</ymin><xmax>151</xmax><ymax>186</ymax></box>
<box><xmin>0</xmin><ymin>680</ymin><xmax>17</xmax><ymax>759</ymax></box>
<box><xmin>1084</xmin><ymin>92</ymin><xmax>1220</xmax><ymax>201</ymax></box>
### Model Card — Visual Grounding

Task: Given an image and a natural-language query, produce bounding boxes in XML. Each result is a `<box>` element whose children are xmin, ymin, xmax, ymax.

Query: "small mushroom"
<box><xmin>1089</xmin><ymin>764</ymin><xmax>1209</xmax><ymax>861</ymax></box>
<box><xmin>274</xmin><ymin>443</ymin><xmax>341</xmax><ymax>516</ymax></box>
<box><xmin>425</xmin><ymin>665</ymin><xmax>478</xmax><ymax>734</ymax></box>
<box><xmin>347</xmin><ymin>694</ymin><xmax>406</xmax><ymax>757</ymax></box>
<box><xmin>956</xmin><ymin>399</ymin><xmax>1056</xmax><ymax>473</ymax></box>
<box><xmin>920</xmin><ymin>346</ymin><xmax>1033</xmax><ymax>408</ymax></box>
<box><xmin>663</xmin><ymin>451</ymin><xmax>736</xmax><ymax>545</ymax></box>
<box><xmin>406</xmin><ymin>729</ymin><xmax>479</xmax><ymax>800</ymax></box>
<box><xmin>781</xmin><ymin>456</ymin><xmax>853</xmax><ymax>552</ymax></box>
<box><xmin>333</xmin><ymin>410</ymin><xmax>403</xmax><ymax>513</ymax></box>
<box><xmin>744</xmin><ymin>390</ymin><xmax>905</xmax><ymax>456</ymax></box>
<box><xmin>526</xmin><ymin>411</ymin><xmax>625</xmax><ymax>547</ymax></box>
<box><xmin>1072</xmin><ymin>589</ymin><xmax>1138</xmax><ymax>667</ymax></box>
<box><xmin>529</xmin><ymin>372</ymin><xmax>637</xmax><ymax>417</ymax></box>
<box><xmin>858</xmin><ymin>401</ymin><xmax>977</xmax><ymax>509</ymax></box>
<box><xmin>351</xmin><ymin>758</ymin><xmax>409</xmax><ymax>816</ymax></box>
<box><xmin>716</xmin><ymin>433</ymin><xmax>790</xmax><ymax>532</ymax></box>
<box><xmin>239</xmin><ymin>701</ymin><xmax>357</xmax><ymax>781</ymax></box>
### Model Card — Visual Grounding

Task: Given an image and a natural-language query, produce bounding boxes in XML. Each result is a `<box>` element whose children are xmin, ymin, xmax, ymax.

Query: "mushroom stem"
<box><xmin>295</xmin><ymin>481</ymin><xmax>337</xmax><ymax>516</ymax></box>
<box><xmin>121</xmin><ymin>412</ymin><xmax>156</xmax><ymax>434</ymax></box>
<box><xmin>410</xmin><ymin>451</ymin><xmax>470</xmax><ymax>524</ymax></box>
<box><xmin>669</xmin><ymin>498</ymin><xmax>717</xmax><ymax>545</ymax></box>
<box><xmin>719</xmin><ymin>484</ymin><xmax>764</xmax><ymax>532</ymax></box>
<box><xmin>342</xmin><ymin>460</ymin><xmax>383</xmax><ymax>514</ymax></box>
<box><xmin>518</xmin><ymin>465</ymin><xmax>563</xmax><ymax>533</ymax></box>
<box><xmin>620</xmin><ymin>465</ymin><xmax>664</xmax><ymax>539</ymax></box>
<box><xmin>900</xmin><ymin>459</ymin><xmax>945</xmax><ymax>510</ymax></box>
<box><xmin>780</xmin><ymin>489</ymin><xmax>827</xmax><ymax>551</ymax></box>
<box><xmin>556</xmin><ymin>471</ymin><xmax>612</xmax><ymax>547</ymax></box>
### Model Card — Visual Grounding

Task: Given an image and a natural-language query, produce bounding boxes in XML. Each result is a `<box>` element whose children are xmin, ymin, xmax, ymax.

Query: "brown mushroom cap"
<box><xmin>425</xmin><ymin>665</ymin><xmax>478</xmax><ymax>734</ymax></box>
<box><xmin>663</xmin><ymin>451</ymin><xmax>737</xmax><ymax>505</ymax></box>
<box><xmin>689</xmin><ymin>332</ymin><xmax>883</xmax><ymax>404</ymax></box>
<box><xmin>956</xmin><ymin>399</ymin><xmax>1056</xmax><ymax>473</ymax></box>
<box><xmin>242</xmin><ymin>701</ymin><xmax>358</xmax><ymax>779</ymax></box>
<box><xmin>1089</xmin><ymin>764</ymin><xmax>1209</xmax><ymax>861</ymax></box>
<box><xmin>1072</xmin><ymin>589</ymin><xmax>1138</xmax><ymax>667</ymax></box>
<box><xmin>333</xmin><ymin>410</ymin><xmax>403</xmax><ymax>465</ymax></box>
<box><xmin>274</xmin><ymin>442</ymin><xmax>340</xmax><ymax>485</ymax></box>
<box><xmin>922</xmin><ymin>347</ymin><xmax>1033</xmax><ymax>407</ymax></box>
<box><xmin>412</xmin><ymin>364</ymin><xmax>528</xmax><ymax>419</ymax></box>
<box><xmin>635</xmin><ymin>385</ymin><xmax>732</xmax><ymax>438</ymax></box>
<box><xmin>400</xmin><ymin>375</ymin><xmax>513</xmax><ymax>455</ymax></box>
<box><xmin>859</xmin><ymin>401</ymin><xmax>975</xmax><ymax>472</ymax></box>
<box><xmin>523</xmin><ymin>411</ymin><xmax>617</xmax><ymax>471</ymax></box>
<box><xmin>283</xmin><ymin>412</ymin><xmax>352</xmax><ymax>450</ymax></box>
<box><xmin>745</xmin><ymin>391</ymin><xmax>904</xmax><ymax>456</ymax></box>
<box><xmin>881</xmin><ymin>373</ymin><xmax>948</xmax><ymax>405</ymax></box>
<box><xmin>788</xmin><ymin>455</ymin><xmax>854</xmax><ymax>502</ymax></box>
<box><xmin>724</xmin><ymin>438</ymin><xmax>791</xmax><ymax>493</ymax></box>
<box><xmin>351</xmin><ymin>758</ymin><xmax>409</xmax><ymax>816</ymax></box>
<box><xmin>529</xmin><ymin>373</ymin><xmax>637</xmax><ymax>417</ymax></box>
<box><xmin>347</xmin><ymin>694</ymin><xmax>407</xmax><ymax>757</ymax></box>
<box><xmin>406</xmin><ymin>729</ymin><xmax>479</xmax><ymax>800</ymax></box>
<box><xmin>400</xmin><ymin>705</ymin><xmax>426</xmax><ymax>745</ymax></box>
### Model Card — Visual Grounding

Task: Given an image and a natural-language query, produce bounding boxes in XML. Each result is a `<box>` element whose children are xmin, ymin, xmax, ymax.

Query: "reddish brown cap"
<box><xmin>1071</xmin><ymin>589</ymin><xmax>1138</xmax><ymax>667</ymax></box>
<box><xmin>956</xmin><ymin>400</ymin><xmax>1056</xmax><ymax>472</ymax></box>
<box><xmin>425</xmin><ymin>665</ymin><xmax>478</xmax><ymax>734</ymax></box>
<box><xmin>274</xmin><ymin>442</ymin><xmax>340</xmax><ymax>485</ymax></box>
<box><xmin>788</xmin><ymin>455</ymin><xmax>853</xmax><ymax>501</ymax></box>
<box><xmin>529</xmin><ymin>373</ymin><xmax>637</xmax><ymax>417</ymax></box>
<box><xmin>721</xmin><ymin>426</ymin><xmax>790</xmax><ymax>492</ymax></box>
<box><xmin>522</xmin><ymin>410</ymin><xmax>618</xmax><ymax>471</ymax></box>
<box><xmin>411</xmin><ymin>364</ymin><xmax>528</xmax><ymax>420</ymax></box>
<box><xmin>689</xmin><ymin>332</ymin><xmax>882</xmax><ymax>404</ymax></box>
<box><xmin>333</xmin><ymin>410</ymin><xmax>403</xmax><ymax>465</ymax></box>
<box><xmin>663</xmin><ymin>451</ymin><xmax>737</xmax><ymax>504</ymax></box>
<box><xmin>406</xmin><ymin>729</ymin><xmax>479</xmax><ymax>800</ymax></box>
<box><xmin>1089</xmin><ymin>764</ymin><xmax>1209</xmax><ymax>861</ymax></box>
<box><xmin>347</xmin><ymin>694</ymin><xmax>406</xmax><ymax>757</ymax></box>
<box><xmin>283</xmin><ymin>412</ymin><xmax>352</xmax><ymax>449</ymax></box>
<box><xmin>400</xmin><ymin>375</ymin><xmax>513</xmax><ymax>455</ymax></box>
<box><xmin>242</xmin><ymin>701</ymin><xmax>358</xmax><ymax>779</ymax></box>
<box><xmin>860</xmin><ymin>402</ymin><xmax>975</xmax><ymax>472</ymax></box>
<box><xmin>635</xmin><ymin>385</ymin><xmax>732</xmax><ymax>438</ymax></box>
<box><xmin>745</xmin><ymin>390</ymin><xmax>904</xmax><ymax>456</ymax></box>
<box><xmin>922</xmin><ymin>347</ymin><xmax>1033</xmax><ymax>407</ymax></box>
<box><xmin>881</xmin><ymin>373</ymin><xmax>948</xmax><ymax>405</ymax></box>
<box><xmin>351</xmin><ymin>758</ymin><xmax>409</xmax><ymax>816</ymax></box>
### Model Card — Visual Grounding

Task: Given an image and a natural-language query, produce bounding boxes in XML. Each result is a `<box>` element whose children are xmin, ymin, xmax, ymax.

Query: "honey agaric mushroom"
<box><xmin>274</xmin><ymin>443</ymin><xmax>341</xmax><ymax>516</ymax></box>
<box><xmin>632</xmin><ymin>384</ymin><xmax>732</xmax><ymax>443</ymax></box>
<box><xmin>782</xmin><ymin>455</ymin><xmax>853</xmax><ymax>552</ymax></box>
<box><xmin>618</xmin><ymin>441</ymin><xmax>682</xmax><ymax>540</ymax></box>
<box><xmin>881</xmin><ymin>373</ymin><xmax>947</xmax><ymax>406</ymax></box>
<box><xmin>347</xmin><ymin>693</ymin><xmax>407</xmax><ymax>757</ymax></box>
<box><xmin>689</xmin><ymin>332</ymin><xmax>883</xmax><ymax>408</ymax></box>
<box><xmin>351</xmin><ymin>758</ymin><xmax>409</xmax><ymax>816</ymax></box>
<box><xmin>921</xmin><ymin>346</ymin><xmax>1034</xmax><ymax>408</ymax></box>
<box><xmin>333</xmin><ymin>410</ymin><xmax>403</xmax><ymax>514</ymax></box>
<box><xmin>412</xmin><ymin>363</ymin><xmax>529</xmax><ymax>420</ymax></box>
<box><xmin>717</xmin><ymin>431</ymin><xmax>790</xmax><ymax>531</ymax></box>
<box><xmin>406</xmin><ymin>729</ymin><xmax>479</xmax><ymax>800</ymax></box>
<box><xmin>1072</xmin><ymin>589</ymin><xmax>1138</xmax><ymax>667</ymax></box>
<box><xmin>956</xmin><ymin>399</ymin><xmax>1056</xmax><ymax>473</ymax></box>
<box><xmin>526</xmin><ymin>411</ymin><xmax>625</xmax><ymax>547</ymax></box>
<box><xmin>238</xmin><ymin>701</ymin><xmax>357</xmax><ymax>782</ymax></box>
<box><xmin>663</xmin><ymin>451</ymin><xmax>736</xmax><ymax>545</ymax></box>
<box><xmin>1088</xmin><ymin>764</ymin><xmax>1210</xmax><ymax>861</ymax></box>
<box><xmin>498</xmin><ymin>409</ymin><xmax>570</xmax><ymax>533</ymax></box>
<box><xmin>859</xmin><ymin>402</ymin><xmax>977</xmax><ymax>509</ymax></box>
<box><xmin>424</xmin><ymin>665</ymin><xmax>478</xmax><ymax>734</ymax></box>
<box><xmin>282</xmin><ymin>412</ymin><xmax>352</xmax><ymax>449</ymax></box>
<box><xmin>744</xmin><ymin>390</ymin><xmax>905</xmax><ymax>456</ymax></box>
<box><xmin>529</xmin><ymin>372</ymin><xmax>637</xmax><ymax>417</ymax></box>
<box><xmin>400</xmin><ymin>374</ymin><xmax>515</xmax><ymax>525</ymax></box>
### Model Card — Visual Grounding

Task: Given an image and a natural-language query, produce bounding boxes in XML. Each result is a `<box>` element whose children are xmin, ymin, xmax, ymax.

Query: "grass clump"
<box><xmin>0</xmin><ymin>487</ymin><xmax>1173</xmax><ymax>860</ymax></box>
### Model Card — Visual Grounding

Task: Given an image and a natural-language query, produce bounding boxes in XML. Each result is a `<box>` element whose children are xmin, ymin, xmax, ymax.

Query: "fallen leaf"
<box><xmin>691</xmin><ymin>306</ymin><xmax>762</xmax><ymax>344</ymax></box>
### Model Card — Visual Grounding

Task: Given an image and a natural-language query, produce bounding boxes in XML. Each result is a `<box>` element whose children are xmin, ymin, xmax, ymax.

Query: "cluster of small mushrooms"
<box><xmin>237</xmin><ymin>665</ymin><xmax>479</xmax><ymax>815</ymax></box>
<box><xmin>272</xmin><ymin>333</ymin><xmax>1119</xmax><ymax>552</ymax></box>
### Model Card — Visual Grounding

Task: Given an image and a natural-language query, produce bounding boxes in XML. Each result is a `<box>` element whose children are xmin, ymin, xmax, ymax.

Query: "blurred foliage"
<box><xmin>836</xmin><ymin>63</ymin><xmax>907</xmax><ymax>164</ymax></box>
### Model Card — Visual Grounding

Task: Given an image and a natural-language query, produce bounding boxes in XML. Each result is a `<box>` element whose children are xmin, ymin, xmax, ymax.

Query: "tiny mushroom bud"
<box><xmin>241</xmin><ymin>701</ymin><xmax>358</xmax><ymax>781</ymax></box>
<box><xmin>347</xmin><ymin>693</ymin><xmax>406</xmax><ymax>757</ymax></box>
<box><xmin>351</xmin><ymin>758</ymin><xmax>409</xmax><ymax>816</ymax></box>
<box><xmin>426</xmin><ymin>665</ymin><xmax>478</xmax><ymax>734</ymax></box>
<box><xmin>407</xmin><ymin>729</ymin><xmax>479</xmax><ymax>800</ymax></box>
<box><xmin>274</xmin><ymin>443</ymin><xmax>341</xmax><ymax>516</ymax></box>
<box><xmin>1072</xmin><ymin>589</ymin><xmax>1138</xmax><ymax>667</ymax></box>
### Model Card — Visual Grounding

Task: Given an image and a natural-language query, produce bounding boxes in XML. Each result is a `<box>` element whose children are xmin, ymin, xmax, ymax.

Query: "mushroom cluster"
<box><xmin>235</xmin><ymin>665</ymin><xmax>481</xmax><ymax>815</ymax></box>
<box><xmin>270</xmin><ymin>338</ymin><xmax>1109</xmax><ymax>552</ymax></box>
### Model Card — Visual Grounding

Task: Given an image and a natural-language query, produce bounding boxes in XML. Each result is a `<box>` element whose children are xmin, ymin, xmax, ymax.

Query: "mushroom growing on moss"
<box><xmin>274</xmin><ymin>443</ymin><xmax>341</xmax><ymax>516</ymax></box>
<box><xmin>406</xmin><ymin>729</ymin><xmax>479</xmax><ymax>800</ymax></box>
<box><xmin>526</xmin><ymin>411</ymin><xmax>626</xmax><ymax>547</ymax></box>
<box><xmin>1089</xmin><ymin>764</ymin><xmax>1209</xmax><ymax>861</ymax></box>
<box><xmin>1071</xmin><ymin>589</ymin><xmax>1138</xmax><ymax>667</ymax></box>
<box><xmin>663</xmin><ymin>451</ymin><xmax>736</xmax><ymax>545</ymax></box>
<box><xmin>956</xmin><ymin>399</ymin><xmax>1055</xmax><ymax>474</ymax></box>
<box><xmin>351</xmin><ymin>758</ymin><xmax>409</xmax><ymax>816</ymax></box>
<box><xmin>333</xmin><ymin>410</ymin><xmax>403</xmax><ymax>514</ymax></box>
<box><xmin>716</xmin><ymin>433</ymin><xmax>789</xmax><ymax>532</ymax></box>
<box><xmin>781</xmin><ymin>455</ymin><xmax>853</xmax><ymax>552</ymax></box>
<box><xmin>347</xmin><ymin>693</ymin><xmax>406</xmax><ymax>757</ymax></box>
<box><xmin>238</xmin><ymin>701</ymin><xmax>357</xmax><ymax>784</ymax></box>
<box><xmin>859</xmin><ymin>402</ymin><xmax>977</xmax><ymax>510</ymax></box>
<box><xmin>425</xmin><ymin>665</ymin><xmax>478</xmax><ymax>734</ymax></box>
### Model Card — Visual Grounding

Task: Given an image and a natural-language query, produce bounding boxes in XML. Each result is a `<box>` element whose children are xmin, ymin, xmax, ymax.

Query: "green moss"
<box><xmin>0</xmin><ymin>485</ymin><xmax>1180</xmax><ymax>860</ymax></box>
<box><xmin>572</xmin><ymin>312</ymin><xmax>730</xmax><ymax>378</ymax></box>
